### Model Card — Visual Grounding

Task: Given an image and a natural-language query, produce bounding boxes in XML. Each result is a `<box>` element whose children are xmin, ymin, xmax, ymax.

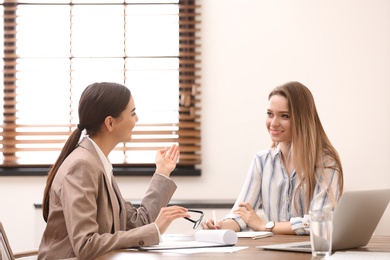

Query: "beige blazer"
<box><xmin>38</xmin><ymin>138</ymin><xmax>177</xmax><ymax>260</ymax></box>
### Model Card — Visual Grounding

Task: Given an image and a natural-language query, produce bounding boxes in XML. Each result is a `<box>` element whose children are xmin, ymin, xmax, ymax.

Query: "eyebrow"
<box><xmin>267</xmin><ymin>109</ymin><xmax>289</xmax><ymax>114</ymax></box>
<box><xmin>131</xmin><ymin>107</ymin><xmax>136</xmax><ymax>113</ymax></box>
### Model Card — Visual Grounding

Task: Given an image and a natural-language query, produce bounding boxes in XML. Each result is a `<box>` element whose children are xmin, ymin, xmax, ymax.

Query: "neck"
<box><xmin>279</xmin><ymin>142</ymin><xmax>293</xmax><ymax>173</ymax></box>
<box><xmin>279</xmin><ymin>142</ymin><xmax>292</xmax><ymax>157</ymax></box>
<box><xmin>89</xmin><ymin>134</ymin><xmax>116</xmax><ymax>158</ymax></box>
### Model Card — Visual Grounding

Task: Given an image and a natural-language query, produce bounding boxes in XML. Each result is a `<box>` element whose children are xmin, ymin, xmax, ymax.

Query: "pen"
<box><xmin>252</xmin><ymin>232</ymin><xmax>273</xmax><ymax>240</ymax></box>
<box><xmin>212</xmin><ymin>210</ymin><xmax>217</xmax><ymax>226</ymax></box>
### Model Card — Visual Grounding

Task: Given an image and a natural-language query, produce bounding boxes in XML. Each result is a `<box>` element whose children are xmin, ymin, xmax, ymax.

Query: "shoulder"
<box><xmin>321</xmin><ymin>153</ymin><xmax>339</xmax><ymax>169</ymax></box>
<box><xmin>55</xmin><ymin>141</ymin><xmax>104</xmax><ymax>184</ymax></box>
<box><xmin>253</xmin><ymin>147</ymin><xmax>278</xmax><ymax>161</ymax></box>
<box><xmin>247</xmin><ymin>147</ymin><xmax>279</xmax><ymax>172</ymax></box>
<box><xmin>65</xmin><ymin>144</ymin><xmax>101</xmax><ymax>171</ymax></box>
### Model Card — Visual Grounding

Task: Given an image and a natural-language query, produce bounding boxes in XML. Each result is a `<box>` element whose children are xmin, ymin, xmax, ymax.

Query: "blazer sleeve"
<box><xmin>124</xmin><ymin>173</ymin><xmax>177</xmax><ymax>230</ymax></box>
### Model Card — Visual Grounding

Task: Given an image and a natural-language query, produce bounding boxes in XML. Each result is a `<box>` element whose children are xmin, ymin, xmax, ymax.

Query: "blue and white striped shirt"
<box><xmin>225</xmin><ymin>145</ymin><xmax>341</xmax><ymax>235</ymax></box>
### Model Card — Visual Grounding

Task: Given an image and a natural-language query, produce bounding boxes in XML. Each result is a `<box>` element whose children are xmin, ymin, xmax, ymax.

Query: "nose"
<box><xmin>270</xmin><ymin>117</ymin><xmax>280</xmax><ymax>127</ymax></box>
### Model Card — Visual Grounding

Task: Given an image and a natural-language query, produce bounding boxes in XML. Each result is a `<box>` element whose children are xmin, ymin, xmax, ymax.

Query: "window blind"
<box><xmin>0</xmin><ymin>0</ymin><xmax>201</xmax><ymax>173</ymax></box>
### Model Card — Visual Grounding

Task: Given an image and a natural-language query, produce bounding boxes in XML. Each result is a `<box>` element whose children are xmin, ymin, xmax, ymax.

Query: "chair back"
<box><xmin>0</xmin><ymin>221</ymin><xmax>15</xmax><ymax>260</ymax></box>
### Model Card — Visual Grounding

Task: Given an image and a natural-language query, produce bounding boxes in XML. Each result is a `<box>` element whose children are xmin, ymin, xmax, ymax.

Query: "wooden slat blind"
<box><xmin>0</xmin><ymin>0</ymin><xmax>201</xmax><ymax>170</ymax></box>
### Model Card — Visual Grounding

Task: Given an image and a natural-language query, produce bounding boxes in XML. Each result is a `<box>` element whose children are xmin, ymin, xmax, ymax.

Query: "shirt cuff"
<box><xmin>153</xmin><ymin>222</ymin><xmax>162</xmax><ymax>242</ymax></box>
<box><xmin>223</xmin><ymin>214</ymin><xmax>248</xmax><ymax>231</ymax></box>
<box><xmin>290</xmin><ymin>214</ymin><xmax>310</xmax><ymax>235</ymax></box>
<box><xmin>155</xmin><ymin>173</ymin><xmax>171</xmax><ymax>179</ymax></box>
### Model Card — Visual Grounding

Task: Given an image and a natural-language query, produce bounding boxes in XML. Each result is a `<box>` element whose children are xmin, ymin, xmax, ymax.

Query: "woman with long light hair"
<box><xmin>203</xmin><ymin>81</ymin><xmax>343</xmax><ymax>235</ymax></box>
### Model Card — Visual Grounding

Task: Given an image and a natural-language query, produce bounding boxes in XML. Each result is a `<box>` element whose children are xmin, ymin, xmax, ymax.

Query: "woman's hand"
<box><xmin>201</xmin><ymin>218</ymin><xmax>222</xmax><ymax>230</ymax></box>
<box><xmin>233</xmin><ymin>202</ymin><xmax>265</xmax><ymax>231</ymax></box>
<box><xmin>155</xmin><ymin>144</ymin><xmax>180</xmax><ymax>177</ymax></box>
<box><xmin>201</xmin><ymin>218</ymin><xmax>240</xmax><ymax>231</ymax></box>
<box><xmin>155</xmin><ymin>206</ymin><xmax>189</xmax><ymax>234</ymax></box>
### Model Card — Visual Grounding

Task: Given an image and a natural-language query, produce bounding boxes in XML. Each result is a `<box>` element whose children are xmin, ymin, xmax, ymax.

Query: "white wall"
<box><xmin>1</xmin><ymin>0</ymin><xmax>390</xmax><ymax>252</ymax></box>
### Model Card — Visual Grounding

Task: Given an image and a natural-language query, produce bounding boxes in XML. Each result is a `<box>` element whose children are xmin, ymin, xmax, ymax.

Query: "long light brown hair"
<box><xmin>42</xmin><ymin>82</ymin><xmax>131</xmax><ymax>222</ymax></box>
<box><xmin>268</xmin><ymin>81</ymin><xmax>343</xmax><ymax>213</ymax></box>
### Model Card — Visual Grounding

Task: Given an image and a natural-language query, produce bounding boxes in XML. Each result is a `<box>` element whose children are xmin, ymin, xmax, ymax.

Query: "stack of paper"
<box><xmin>139</xmin><ymin>229</ymin><xmax>238</xmax><ymax>251</ymax></box>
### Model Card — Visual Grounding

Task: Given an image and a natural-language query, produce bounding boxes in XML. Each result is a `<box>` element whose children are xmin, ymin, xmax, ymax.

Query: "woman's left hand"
<box><xmin>233</xmin><ymin>202</ymin><xmax>265</xmax><ymax>231</ymax></box>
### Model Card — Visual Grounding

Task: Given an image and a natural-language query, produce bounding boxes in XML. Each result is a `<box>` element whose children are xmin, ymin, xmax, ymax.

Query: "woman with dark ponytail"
<box><xmin>39</xmin><ymin>82</ymin><xmax>188</xmax><ymax>259</ymax></box>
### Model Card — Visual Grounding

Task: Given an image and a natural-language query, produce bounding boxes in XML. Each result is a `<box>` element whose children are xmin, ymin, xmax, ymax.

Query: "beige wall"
<box><xmin>1</xmin><ymin>0</ymin><xmax>390</xmax><ymax>253</ymax></box>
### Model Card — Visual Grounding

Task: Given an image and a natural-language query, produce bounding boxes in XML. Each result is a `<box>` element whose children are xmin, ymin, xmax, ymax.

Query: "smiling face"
<box><xmin>266</xmin><ymin>94</ymin><xmax>292</xmax><ymax>144</ymax></box>
<box><xmin>112</xmin><ymin>97</ymin><xmax>138</xmax><ymax>143</ymax></box>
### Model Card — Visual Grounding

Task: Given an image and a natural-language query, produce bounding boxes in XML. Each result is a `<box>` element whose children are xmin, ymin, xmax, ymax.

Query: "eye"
<box><xmin>267</xmin><ymin>111</ymin><xmax>273</xmax><ymax>117</ymax></box>
<box><xmin>281</xmin><ymin>114</ymin><xmax>290</xmax><ymax>119</ymax></box>
<box><xmin>131</xmin><ymin>108</ymin><xmax>137</xmax><ymax>117</ymax></box>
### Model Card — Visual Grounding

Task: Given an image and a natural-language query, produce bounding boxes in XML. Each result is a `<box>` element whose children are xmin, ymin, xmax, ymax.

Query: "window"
<box><xmin>0</xmin><ymin>0</ymin><xmax>201</xmax><ymax>176</ymax></box>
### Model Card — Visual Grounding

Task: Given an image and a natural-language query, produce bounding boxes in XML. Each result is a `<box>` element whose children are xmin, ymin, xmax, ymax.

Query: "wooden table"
<box><xmin>88</xmin><ymin>235</ymin><xmax>390</xmax><ymax>260</ymax></box>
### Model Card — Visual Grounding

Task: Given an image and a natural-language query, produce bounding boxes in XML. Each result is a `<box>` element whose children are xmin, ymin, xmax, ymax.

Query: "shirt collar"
<box><xmin>87</xmin><ymin>136</ymin><xmax>113</xmax><ymax>181</ymax></box>
<box><xmin>273</xmin><ymin>143</ymin><xmax>281</xmax><ymax>156</ymax></box>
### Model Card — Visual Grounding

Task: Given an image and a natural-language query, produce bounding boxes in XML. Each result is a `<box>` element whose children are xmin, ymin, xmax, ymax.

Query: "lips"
<box><xmin>269</xmin><ymin>129</ymin><xmax>283</xmax><ymax>135</ymax></box>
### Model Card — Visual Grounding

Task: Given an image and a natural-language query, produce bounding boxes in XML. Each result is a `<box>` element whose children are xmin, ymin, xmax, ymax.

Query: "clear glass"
<box><xmin>310</xmin><ymin>210</ymin><xmax>333</xmax><ymax>258</ymax></box>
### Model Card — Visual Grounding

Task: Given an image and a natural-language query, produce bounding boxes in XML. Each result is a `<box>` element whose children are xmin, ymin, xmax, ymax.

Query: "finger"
<box><xmin>204</xmin><ymin>219</ymin><xmax>215</xmax><ymax>229</ymax></box>
<box><xmin>201</xmin><ymin>220</ymin><xmax>210</xmax><ymax>229</ymax></box>
<box><xmin>167</xmin><ymin>145</ymin><xmax>178</xmax><ymax>159</ymax></box>
<box><xmin>233</xmin><ymin>210</ymin><xmax>243</xmax><ymax>217</ymax></box>
<box><xmin>162</xmin><ymin>206</ymin><xmax>188</xmax><ymax>216</ymax></box>
<box><xmin>169</xmin><ymin>205</ymin><xmax>189</xmax><ymax>215</ymax></box>
<box><xmin>238</xmin><ymin>202</ymin><xmax>253</xmax><ymax>211</ymax></box>
<box><xmin>233</xmin><ymin>206</ymin><xmax>245</xmax><ymax>214</ymax></box>
<box><xmin>172</xmin><ymin>150</ymin><xmax>180</xmax><ymax>162</ymax></box>
<box><xmin>215</xmin><ymin>220</ymin><xmax>223</xmax><ymax>229</ymax></box>
<box><xmin>158</xmin><ymin>147</ymin><xmax>168</xmax><ymax>158</ymax></box>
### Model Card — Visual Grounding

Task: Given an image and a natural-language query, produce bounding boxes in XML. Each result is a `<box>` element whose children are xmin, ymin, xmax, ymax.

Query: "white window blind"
<box><xmin>0</xmin><ymin>0</ymin><xmax>201</xmax><ymax>172</ymax></box>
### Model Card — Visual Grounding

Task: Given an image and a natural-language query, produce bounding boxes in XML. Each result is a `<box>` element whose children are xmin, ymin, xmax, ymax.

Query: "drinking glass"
<box><xmin>310</xmin><ymin>209</ymin><xmax>333</xmax><ymax>258</ymax></box>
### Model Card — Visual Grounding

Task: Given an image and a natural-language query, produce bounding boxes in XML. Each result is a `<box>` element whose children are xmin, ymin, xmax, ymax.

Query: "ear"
<box><xmin>104</xmin><ymin>116</ymin><xmax>115</xmax><ymax>132</ymax></box>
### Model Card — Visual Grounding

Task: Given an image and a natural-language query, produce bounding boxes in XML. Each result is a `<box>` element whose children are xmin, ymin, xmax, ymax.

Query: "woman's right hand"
<box><xmin>155</xmin><ymin>144</ymin><xmax>180</xmax><ymax>177</ymax></box>
<box><xmin>201</xmin><ymin>218</ymin><xmax>222</xmax><ymax>229</ymax></box>
<box><xmin>155</xmin><ymin>206</ymin><xmax>189</xmax><ymax>234</ymax></box>
<box><xmin>201</xmin><ymin>218</ymin><xmax>240</xmax><ymax>232</ymax></box>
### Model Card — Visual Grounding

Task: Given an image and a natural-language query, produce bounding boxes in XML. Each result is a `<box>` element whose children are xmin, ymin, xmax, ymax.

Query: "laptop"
<box><xmin>257</xmin><ymin>189</ymin><xmax>390</xmax><ymax>253</ymax></box>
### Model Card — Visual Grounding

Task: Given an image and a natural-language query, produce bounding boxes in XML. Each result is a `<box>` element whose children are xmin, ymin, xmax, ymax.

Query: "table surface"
<box><xmin>86</xmin><ymin>235</ymin><xmax>390</xmax><ymax>260</ymax></box>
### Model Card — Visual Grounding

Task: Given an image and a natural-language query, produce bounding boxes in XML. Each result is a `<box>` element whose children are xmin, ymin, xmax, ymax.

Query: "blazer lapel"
<box><xmin>111</xmin><ymin>176</ymin><xmax>127</xmax><ymax>230</ymax></box>
<box><xmin>79</xmin><ymin>137</ymin><xmax>124</xmax><ymax>231</ymax></box>
<box><xmin>101</xmin><ymin>172</ymin><xmax>121</xmax><ymax>232</ymax></box>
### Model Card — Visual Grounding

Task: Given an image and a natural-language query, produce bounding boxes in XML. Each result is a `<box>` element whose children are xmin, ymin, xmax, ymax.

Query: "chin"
<box><xmin>122</xmin><ymin>136</ymin><xmax>132</xmax><ymax>143</ymax></box>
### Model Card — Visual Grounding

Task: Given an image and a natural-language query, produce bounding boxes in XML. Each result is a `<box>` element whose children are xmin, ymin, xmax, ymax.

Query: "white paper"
<box><xmin>139</xmin><ymin>241</ymin><xmax>232</xmax><ymax>250</ymax></box>
<box><xmin>150</xmin><ymin>246</ymin><xmax>249</xmax><ymax>254</ymax></box>
<box><xmin>329</xmin><ymin>251</ymin><xmax>390</xmax><ymax>260</ymax></box>
<box><xmin>139</xmin><ymin>230</ymin><xmax>238</xmax><ymax>251</ymax></box>
<box><xmin>194</xmin><ymin>229</ymin><xmax>238</xmax><ymax>244</ymax></box>
<box><xmin>162</xmin><ymin>234</ymin><xmax>195</xmax><ymax>242</ymax></box>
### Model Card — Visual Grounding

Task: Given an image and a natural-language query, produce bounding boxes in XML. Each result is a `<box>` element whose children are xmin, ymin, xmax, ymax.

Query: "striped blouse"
<box><xmin>224</xmin><ymin>144</ymin><xmax>341</xmax><ymax>235</ymax></box>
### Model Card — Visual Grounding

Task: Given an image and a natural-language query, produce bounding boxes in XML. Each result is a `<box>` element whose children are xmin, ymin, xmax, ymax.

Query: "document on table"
<box><xmin>136</xmin><ymin>229</ymin><xmax>238</xmax><ymax>251</ymax></box>
<box><xmin>147</xmin><ymin>246</ymin><xmax>249</xmax><ymax>254</ymax></box>
<box><xmin>329</xmin><ymin>251</ymin><xmax>390</xmax><ymax>259</ymax></box>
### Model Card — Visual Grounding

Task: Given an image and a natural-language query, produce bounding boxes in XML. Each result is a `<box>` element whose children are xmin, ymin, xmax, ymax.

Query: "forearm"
<box><xmin>268</xmin><ymin>222</ymin><xmax>295</xmax><ymax>235</ymax></box>
<box><xmin>220</xmin><ymin>218</ymin><xmax>241</xmax><ymax>232</ymax></box>
<box><xmin>126</xmin><ymin>174</ymin><xmax>176</xmax><ymax>228</ymax></box>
